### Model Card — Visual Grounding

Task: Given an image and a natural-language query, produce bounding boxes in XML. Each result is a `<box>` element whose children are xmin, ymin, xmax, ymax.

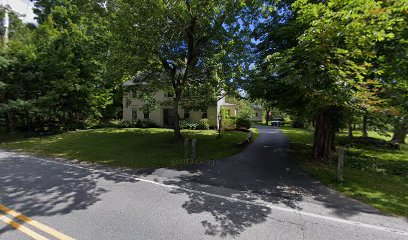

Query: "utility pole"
<box><xmin>1</xmin><ymin>4</ymin><xmax>11</xmax><ymax>47</ymax></box>
<box><xmin>1</xmin><ymin>4</ymin><xmax>25</xmax><ymax>48</ymax></box>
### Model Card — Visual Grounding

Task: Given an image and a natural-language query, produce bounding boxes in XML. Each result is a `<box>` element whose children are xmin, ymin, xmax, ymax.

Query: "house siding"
<box><xmin>123</xmin><ymin>91</ymin><xmax>219</xmax><ymax>128</ymax></box>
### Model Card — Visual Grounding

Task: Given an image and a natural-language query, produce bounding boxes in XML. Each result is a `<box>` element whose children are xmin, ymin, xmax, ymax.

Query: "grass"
<box><xmin>280</xmin><ymin>126</ymin><xmax>408</xmax><ymax>217</ymax></box>
<box><xmin>1</xmin><ymin>128</ymin><xmax>258</xmax><ymax>169</ymax></box>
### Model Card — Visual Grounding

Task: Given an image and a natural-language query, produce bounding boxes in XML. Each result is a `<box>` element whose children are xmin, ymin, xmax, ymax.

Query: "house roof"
<box><xmin>123</xmin><ymin>79</ymin><xmax>148</xmax><ymax>86</ymax></box>
<box><xmin>123</xmin><ymin>80</ymin><xmax>135</xmax><ymax>86</ymax></box>
<box><xmin>221</xmin><ymin>102</ymin><xmax>236</xmax><ymax>106</ymax></box>
<box><xmin>252</xmin><ymin>105</ymin><xmax>262</xmax><ymax>110</ymax></box>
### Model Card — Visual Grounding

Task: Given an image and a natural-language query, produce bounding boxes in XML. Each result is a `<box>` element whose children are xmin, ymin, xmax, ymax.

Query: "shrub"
<box><xmin>88</xmin><ymin>120</ymin><xmax>120</xmax><ymax>129</ymax></box>
<box><xmin>179</xmin><ymin>119</ymin><xmax>189</xmax><ymax>129</ymax></box>
<box><xmin>133</xmin><ymin>119</ymin><xmax>143</xmax><ymax>128</ymax></box>
<box><xmin>187</xmin><ymin>123</ymin><xmax>199</xmax><ymax>130</ymax></box>
<box><xmin>179</xmin><ymin>119</ymin><xmax>203</xmax><ymax>130</ymax></box>
<box><xmin>197</xmin><ymin>119</ymin><xmax>210</xmax><ymax>130</ymax></box>
<box><xmin>236</xmin><ymin>117</ymin><xmax>251</xmax><ymax>130</ymax></box>
<box><xmin>118</xmin><ymin>120</ymin><xmax>131</xmax><ymax>128</ymax></box>
<box><xmin>222</xmin><ymin>117</ymin><xmax>236</xmax><ymax>130</ymax></box>
<box><xmin>142</xmin><ymin>119</ymin><xmax>158</xmax><ymax>128</ymax></box>
<box><xmin>292</xmin><ymin>120</ymin><xmax>304</xmax><ymax>128</ymax></box>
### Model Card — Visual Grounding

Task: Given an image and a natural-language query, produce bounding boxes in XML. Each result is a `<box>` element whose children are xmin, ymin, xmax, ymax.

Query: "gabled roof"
<box><xmin>123</xmin><ymin>80</ymin><xmax>135</xmax><ymax>86</ymax></box>
<box><xmin>221</xmin><ymin>102</ymin><xmax>236</xmax><ymax>106</ymax></box>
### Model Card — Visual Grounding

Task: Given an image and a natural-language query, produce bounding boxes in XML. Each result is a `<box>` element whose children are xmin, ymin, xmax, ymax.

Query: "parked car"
<box><xmin>271</xmin><ymin>118</ymin><xmax>284</xmax><ymax>127</ymax></box>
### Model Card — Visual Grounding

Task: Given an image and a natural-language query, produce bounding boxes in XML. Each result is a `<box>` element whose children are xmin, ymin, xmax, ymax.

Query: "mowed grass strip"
<box><xmin>0</xmin><ymin>128</ymin><xmax>258</xmax><ymax>169</ymax></box>
<box><xmin>280</xmin><ymin>126</ymin><xmax>408</xmax><ymax>217</ymax></box>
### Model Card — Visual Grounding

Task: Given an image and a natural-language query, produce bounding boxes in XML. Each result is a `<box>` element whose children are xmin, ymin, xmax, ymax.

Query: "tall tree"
<box><xmin>110</xmin><ymin>0</ymin><xmax>255</xmax><ymax>140</ymax></box>
<box><xmin>251</xmin><ymin>0</ymin><xmax>407</xmax><ymax>161</ymax></box>
<box><xmin>1</xmin><ymin>0</ymin><xmax>116</xmax><ymax>131</ymax></box>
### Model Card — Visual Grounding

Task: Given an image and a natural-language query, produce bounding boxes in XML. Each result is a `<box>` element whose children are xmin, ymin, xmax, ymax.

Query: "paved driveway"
<box><xmin>0</xmin><ymin>126</ymin><xmax>407</xmax><ymax>239</ymax></box>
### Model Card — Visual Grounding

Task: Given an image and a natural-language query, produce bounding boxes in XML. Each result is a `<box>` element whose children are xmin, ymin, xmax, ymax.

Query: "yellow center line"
<box><xmin>0</xmin><ymin>204</ymin><xmax>75</xmax><ymax>240</ymax></box>
<box><xmin>0</xmin><ymin>214</ymin><xmax>49</xmax><ymax>240</ymax></box>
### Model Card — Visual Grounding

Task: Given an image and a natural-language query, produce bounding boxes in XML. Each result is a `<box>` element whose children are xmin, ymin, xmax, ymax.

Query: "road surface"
<box><xmin>0</xmin><ymin>126</ymin><xmax>407</xmax><ymax>239</ymax></box>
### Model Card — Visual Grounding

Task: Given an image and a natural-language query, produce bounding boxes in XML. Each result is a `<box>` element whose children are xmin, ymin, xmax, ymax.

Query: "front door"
<box><xmin>163</xmin><ymin>109</ymin><xmax>176</xmax><ymax>127</ymax></box>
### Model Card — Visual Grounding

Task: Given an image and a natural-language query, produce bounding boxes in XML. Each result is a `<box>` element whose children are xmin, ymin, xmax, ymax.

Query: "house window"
<box><xmin>255</xmin><ymin>112</ymin><xmax>258</xmax><ymax>117</ymax></box>
<box><xmin>132</xmin><ymin>108</ymin><xmax>138</xmax><ymax>120</ymax></box>
<box><xmin>184</xmin><ymin>111</ymin><xmax>190</xmax><ymax>119</ymax></box>
<box><xmin>144</xmin><ymin>112</ymin><xmax>150</xmax><ymax>119</ymax></box>
<box><xmin>202</xmin><ymin>111</ymin><xmax>207</xmax><ymax>119</ymax></box>
<box><xmin>164</xmin><ymin>91</ymin><xmax>174</xmax><ymax>98</ymax></box>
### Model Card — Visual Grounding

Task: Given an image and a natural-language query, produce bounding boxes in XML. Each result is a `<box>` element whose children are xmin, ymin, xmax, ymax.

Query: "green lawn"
<box><xmin>280</xmin><ymin>127</ymin><xmax>408</xmax><ymax>217</ymax></box>
<box><xmin>1</xmin><ymin>128</ymin><xmax>258</xmax><ymax>169</ymax></box>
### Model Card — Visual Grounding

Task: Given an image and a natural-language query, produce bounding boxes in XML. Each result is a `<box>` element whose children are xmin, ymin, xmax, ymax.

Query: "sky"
<box><xmin>2</xmin><ymin>0</ymin><xmax>36</xmax><ymax>23</ymax></box>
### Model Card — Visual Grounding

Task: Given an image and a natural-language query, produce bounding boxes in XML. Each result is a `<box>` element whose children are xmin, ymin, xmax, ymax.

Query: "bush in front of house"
<box><xmin>142</xmin><ymin>119</ymin><xmax>159</xmax><ymax>128</ymax></box>
<box><xmin>198</xmin><ymin>119</ymin><xmax>210</xmax><ymax>130</ymax></box>
<box><xmin>118</xmin><ymin>120</ymin><xmax>132</xmax><ymax>128</ymax></box>
<box><xmin>179</xmin><ymin>119</ymin><xmax>209</xmax><ymax>130</ymax></box>
<box><xmin>118</xmin><ymin>119</ymin><xmax>158</xmax><ymax>128</ymax></box>
<box><xmin>236</xmin><ymin>117</ymin><xmax>251</xmax><ymax>130</ymax></box>
<box><xmin>133</xmin><ymin>119</ymin><xmax>143</xmax><ymax>128</ymax></box>
<box><xmin>180</xmin><ymin>121</ymin><xmax>199</xmax><ymax>130</ymax></box>
<box><xmin>222</xmin><ymin>117</ymin><xmax>237</xmax><ymax>130</ymax></box>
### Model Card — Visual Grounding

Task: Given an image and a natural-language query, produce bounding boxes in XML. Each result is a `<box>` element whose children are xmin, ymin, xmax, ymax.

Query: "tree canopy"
<box><xmin>110</xmin><ymin>0</ymin><xmax>256</xmax><ymax>139</ymax></box>
<box><xmin>249</xmin><ymin>0</ymin><xmax>408</xmax><ymax>159</ymax></box>
<box><xmin>1</xmin><ymin>0</ymin><xmax>406</xmax><ymax>152</ymax></box>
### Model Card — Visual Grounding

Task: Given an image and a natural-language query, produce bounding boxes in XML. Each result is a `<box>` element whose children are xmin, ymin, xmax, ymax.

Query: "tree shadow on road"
<box><xmin>0</xmin><ymin>151</ymin><xmax>149</xmax><ymax>236</ymax></box>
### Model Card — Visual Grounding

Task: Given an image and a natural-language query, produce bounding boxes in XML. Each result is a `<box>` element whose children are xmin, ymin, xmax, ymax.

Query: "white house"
<box><xmin>251</xmin><ymin>105</ymin><xmax>263</xmax><ymax>122</ymax></box>
<box><xmin>122</xmin><ymin>80</ymin><xmax>263</xmax><ymax>128</ymax></box>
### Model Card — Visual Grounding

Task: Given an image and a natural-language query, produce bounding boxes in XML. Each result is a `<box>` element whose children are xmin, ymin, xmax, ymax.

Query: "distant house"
<box><xmin>251</xmin><ymin>105</ymin><xmax>263</xmax><ymax>122</ymax></box>
<box><xmin>122</xmin><ymin>80</ymin><xmax>263</xmax><ymax>128</ymax></box>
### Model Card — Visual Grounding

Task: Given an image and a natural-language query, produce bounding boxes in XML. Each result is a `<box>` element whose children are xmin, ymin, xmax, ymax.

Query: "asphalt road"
<box><xmin>0</xmin><ymin>126</ymin><xmax>407</xmax><ymax>240</ymax></box>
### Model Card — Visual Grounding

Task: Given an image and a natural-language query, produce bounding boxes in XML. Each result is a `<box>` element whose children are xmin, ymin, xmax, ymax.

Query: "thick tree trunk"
<box><xmin>6</xmin><ymin>111</ymin><xmax>14</xmax><ymax>132</ymax></box>
<box><xmin>26</xmin><ymin>110</ymin><xmax>31</xmax><ymax>132</ymax></box>
<box><xmin>172</xmin><ymin>97</ymin><xmax>183</xmax><ymax>141</ymax></box>
<box><xmin>312</xmin><ymin>107</ymin><xmax>337</xmax><ymax>162</ymax></box>
<box><xmin>362</xmin><ymin>114</ymin><xmax>368</xmax><ymax>138</ymax></box>
<box><xmin>391</xmin><ymin>117</ymin><xmax>407</xmax><ymax>144</ymax></box>
<box><xmin>265</xmin><ymin>109</ymin><xmax>270</xmax><ymax>125</ymax></box>
<box><xmin>348</xmin><ymin>115</ymin><xmax>353</xmax><ymax>138</ymax></box>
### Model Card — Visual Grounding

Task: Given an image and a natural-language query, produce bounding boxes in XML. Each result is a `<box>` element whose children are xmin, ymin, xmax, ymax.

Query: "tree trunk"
<box><xmin>6</xmin><ymin>111</ymin><xmax>14</xmax><ymax>132</ymax></box>
<box><xmin>265</xmin><ymin>109</ymin><xmax>270</xmax><ymax>125</ymax></box>
<box><xmin>362</xmin><ymin>115</ymin><xmax>368</xmax><ymax>138</ymax></box>
<box><xmin>391</xmin><ymin>117</ymin><xmax>407</xmax><ymax>144</ymax></box>
<box><xmin>348</xmin><ymin>115</ymin><xmax>353</xmax><ymax>138</ymax></box>
<box><xmin>26</xmin><ymin>110</ymin><xmax>31</xmax><ymax>132</ymax></box>
<box><xmin>172</xmin><ymin>97</ymin><xmax>183</xmax><ymax>141</ymax></box>
<box><xmin>312</xmin><ymin>107</ymin><xmax>337</xmax><ymax>162</ymax></box>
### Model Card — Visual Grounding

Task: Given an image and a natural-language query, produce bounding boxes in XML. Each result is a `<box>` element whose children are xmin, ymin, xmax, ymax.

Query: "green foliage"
<box><xmin>180</xmin><ymin>118</ymin><xmax>209</xmax><ymax>130</ymax></box>
<box><xmin>118</xmin><ymin>120</ymin><xmax>132</xmax><ymax>128</ymax></box>
<box><xmin>236</xmin><ymin>117</ymin><xmax>251</xmax><ymax>130</ymax></box>
<box><xmin>250</xmin><ymin>0</ymin><xmax>408</xmax><ymax>159</ymax></box>
<box><xmin>198</xmin><ymin>119</ymin><xmax>210</xmax><ymax>130</ymax></box>
<box><xmin>133</xmin><ymin>119</ymin><xmax>144</xmax><ymax>128</ymax></box>
<box><xmin>282</xmin><ymin>126</ymin><xmax>408</xmax><ymax>216</ymax></box>
<box><xmin>109</xmin><ymin>0</ymin><xmax>256</xmax><ymax>137</ymax></box>
<box><xmin>221</xmin><ymin>108</ymin><xmax>236</xmax><ymax>130</ymax></box>
<box><xmin>1</xmin><ymin>0</ymin><xmax>119</xmax><ymax>132</ymax></box>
